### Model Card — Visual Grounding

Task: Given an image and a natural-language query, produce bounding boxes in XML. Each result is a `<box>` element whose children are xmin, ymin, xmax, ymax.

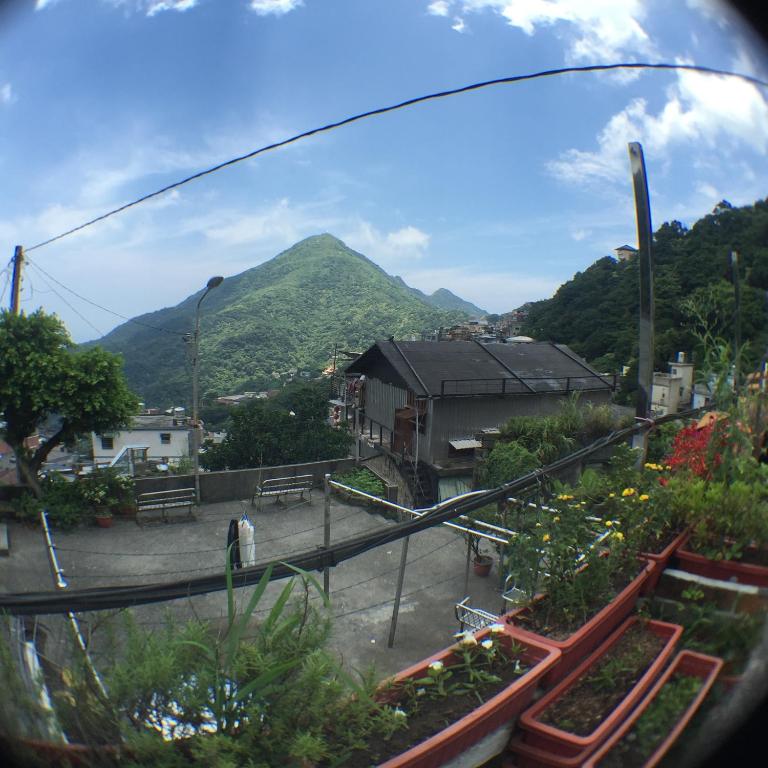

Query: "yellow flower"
<box><xmin>613</xmin><ymin>531</ymin><xmax>625</xmax><ymax>541</ymax></box>
<box><xmin>535</xmin><ymin>522</ymin><xmax>542</xmax><ymax>528</ymax></box>
<box><xmin>542</xmin><ymin>533</ymin><xmax>551</xmax><ymax>543</ymax></box>
<box><xmin>556</xmin><ymin>494</ymin><xmax>574</xmax><ymax>501</ymax></box>
<box><xmin>639</xmin><ymin>494</ymin><xmax>650</xmax><ymax>502</ymax></box>
<box><xmin>553</xmin><ymin>516</ymin><xmax>560</xmax><ymax>523</ymax></box>
<box><xmin>608</xmin><ymin>492</ymin><xmax>616</xmax><ymax>498</ymax></box>
<box><xmin>622</xmin><ymin>487</ymin><xmax>636</xmax><ymax>497</ymax></box>
<box><xmin>604</xmin><ymin>519</ymin><xmax>613</xmax><ymax>527</ymax></box>
<box><xmin>665</xmin><ymin>465</ymin><xmax>672</xmax><ymax>471</ymax></box>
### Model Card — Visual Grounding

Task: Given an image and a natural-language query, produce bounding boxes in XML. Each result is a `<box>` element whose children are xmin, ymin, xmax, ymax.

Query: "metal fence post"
<box><xmin>323</xmin><ymin>473</ymin><xmax>331</xmax><ymax>596</ymax></box>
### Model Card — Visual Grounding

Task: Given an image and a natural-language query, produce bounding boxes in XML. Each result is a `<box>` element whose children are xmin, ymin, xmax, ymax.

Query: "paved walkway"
<box><xmin>1</xmin><ymin>493</ymin><xmax>504</xmax><ymax>679</ymax></box>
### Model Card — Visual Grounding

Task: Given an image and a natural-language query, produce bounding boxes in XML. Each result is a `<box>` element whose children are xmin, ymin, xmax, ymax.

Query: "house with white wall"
<box><xmin>92</xmin><ymin>415</ymin><xmax>192</xmax><ymax>464</ymax></box>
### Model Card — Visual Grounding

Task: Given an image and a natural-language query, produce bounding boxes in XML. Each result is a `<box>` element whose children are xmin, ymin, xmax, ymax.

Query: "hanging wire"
<box><xmin>25</xmin><ymin>257</ymin><xmax>186</xmax><ymax>337</ymax></box>
<box><xmin>22</xmin><ymin>63</ymin><xmax>768</xmax><ymax>254</ymax></box>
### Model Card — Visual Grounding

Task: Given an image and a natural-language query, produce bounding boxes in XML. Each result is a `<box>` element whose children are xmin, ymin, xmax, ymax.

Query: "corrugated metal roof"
<box><xmin>449</xmin><ymin>439</ymin><xmax>482</xmax><ymax>450</ymax></box>
<box><xmin>347</xmin><ymin>340</ymin><xmax>611</xmax><ymax>397</ymax></box>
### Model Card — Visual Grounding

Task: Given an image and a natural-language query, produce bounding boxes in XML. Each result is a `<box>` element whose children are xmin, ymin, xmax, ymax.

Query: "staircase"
<box><xmin>400</xmin><ymin>459</ymin><xmax>433</xmax><ymax>508</ymax></box>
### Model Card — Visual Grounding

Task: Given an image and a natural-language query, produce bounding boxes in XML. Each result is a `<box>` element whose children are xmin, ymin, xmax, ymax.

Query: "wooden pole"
<box><xmin>388</xmin><ymin>529</ymin><xmax>410</xmax><ymax>648</ymax></box>
<box><xmin>10</xmin><ymin>245</ymin><xmax>23</xmax><ymax>315</ymax></box>
<box><xmin>628</xmin><ymin>142</ymin><xmax>654</xmax><ymax>463</ymax></box>
<box><xmin>731</xmin><ymin>251</ymin><xmax>742</xmax><ymax>390</ymax></box>
<box><xmin>323</xmin><ymin>473</ymin><xmax>331</xmax><ymax>596</ymax></box>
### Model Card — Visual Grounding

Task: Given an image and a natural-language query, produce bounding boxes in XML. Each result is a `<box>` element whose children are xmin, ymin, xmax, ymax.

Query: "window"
<box><xmin>101</xmin><ymin>436</ymin><xmax>114</xmax><ymax>450</ymax></box>
<box><xmin>160</xmin><ymin>433</ymin><xmax>171</xmax><ymax>445</ymax></box>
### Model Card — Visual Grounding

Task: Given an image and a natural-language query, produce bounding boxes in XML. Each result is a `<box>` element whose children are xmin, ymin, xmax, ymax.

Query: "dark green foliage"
<box><xmin>334</xmin><ymin>467</ymin><xmax>386</xmax><ymax>498</ymax></box>
<box><xmin>524</xmin><ymin>199</ymin><xmax>768</xmax><ymax>385</ymax></box>
<box><xmin>91</xmin><ymin>235</ymin><xmax>468</xmax><ymax>407</ymax></box>
<box><xmin>477</xmin><ymin>441</ymin><xmax>539</xmax><ymax>488</ymax></box>
<box><xmin>0</xmin><ymin>309</ymin><xmax>139</xmax><ymax>496</ymax></box>
<box><xmin>201</xmin><ymin>382</ymin><xmax>351</xmax><ymax>470</ymax></box>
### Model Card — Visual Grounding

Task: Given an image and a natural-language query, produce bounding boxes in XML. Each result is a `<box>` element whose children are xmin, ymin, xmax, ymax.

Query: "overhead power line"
<box><xmin>23</xmin><ymin>63</ymin><xmax>768</xmax><ymax>254</ymax></box>
<box><xmin>25</xmin><ymin>257</ymin><xmax>186</xmax><ymax>337</ymax></box>
<box><xmin>0</xmin><ymin>407</ymin><xmax>707</xmax><ymax>616</ymax></box>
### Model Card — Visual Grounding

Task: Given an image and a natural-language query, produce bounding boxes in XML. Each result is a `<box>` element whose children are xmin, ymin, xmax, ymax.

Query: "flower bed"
<box><xmin>503</xmin><ymin>562</ymin><xmax>652</xmax><ymax>686</ymax></box>
<box><xmin>509</xmin><ymin>617</ymin><xmax>682</xmax><ymax>768</ymax></box>
<box><xmin>584</xmin><ymin>650</ymin><xmax>723</xmax><ymax>768</ymax></box>
<box><xmin>675</xmin><ymin>532</ymin><xmax>768</xmax><ymax>587</ymax></box>
<box><xmin>346</xmin><ymin>625</ymin><xmax>560</xmax><ymax>768</ymax></box>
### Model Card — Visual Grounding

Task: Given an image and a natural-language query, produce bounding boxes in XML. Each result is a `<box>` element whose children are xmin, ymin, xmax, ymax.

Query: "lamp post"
<box><xmin>192</xmin><ymin>275</ymin><xmax>224</xmax><ymax>504</ymax></box>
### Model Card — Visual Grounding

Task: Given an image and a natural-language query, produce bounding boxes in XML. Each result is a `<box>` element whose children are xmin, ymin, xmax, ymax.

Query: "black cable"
<box><xmin>0</xmin><ymin>407</ymin><xmax>703</xmax><ymax>616</ymax></box>
<box><xmin>23</xmin><ymin>63</ymin><xmax>768</xmax><ymax>254</ymax></box>
<box><xmin>26</xmin><ymin>262</ymin><xmax>105</xmax><ymax>338</ymax></box>
<box><xmin>25</xmin><ymin>258</ymin><xmax>186</xmax><ymax>338</ymax></box>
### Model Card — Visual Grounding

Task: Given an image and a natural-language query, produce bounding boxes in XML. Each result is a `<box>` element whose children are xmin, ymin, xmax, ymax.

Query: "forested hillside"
<box><xmin>524</xmin><ymin>199</ymin><xmax>768</xmax><ymax>375</ymax></box>
<box><xmin>90</xmin><ymin>235</ymin><xmax>467</xmax><ymax>407</ymax></box>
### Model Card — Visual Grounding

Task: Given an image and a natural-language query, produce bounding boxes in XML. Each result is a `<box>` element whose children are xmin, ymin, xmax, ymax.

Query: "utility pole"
<box><xmin>10</xmin><ymin>245</ymin><xmax>23</xmax><ymax>314</ymax></box>
<box><xmin>628</xmin><ymin>142</ymin><xmax>654</xmax><ymax>462</ymax></box>
<box><xmin>731</xmin><ymin>251</ymin><xmax>742</xmax><ymax>390</ymax></box>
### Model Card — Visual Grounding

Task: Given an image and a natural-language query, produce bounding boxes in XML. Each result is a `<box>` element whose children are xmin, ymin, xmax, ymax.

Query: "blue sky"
<box><xmin>1</xmin><ymin>0</ymin><xmax>766</xmax><ymax>341</ymax></box>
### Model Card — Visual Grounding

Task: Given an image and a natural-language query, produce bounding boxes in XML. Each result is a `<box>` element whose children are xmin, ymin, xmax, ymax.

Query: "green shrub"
<box><xmin>333</xmin><ymin>467</ymin><xmax>386</xmax><ymax>498</ymax></box>
<box><xmin>10</xmin><ymin>492</ymin><xmax>42</xmax><ymax>524</ymax></box>
<box><xmin>477</xmin><ymin>441</ymin><xmax>538</xmax><ymax>488</ymax></box>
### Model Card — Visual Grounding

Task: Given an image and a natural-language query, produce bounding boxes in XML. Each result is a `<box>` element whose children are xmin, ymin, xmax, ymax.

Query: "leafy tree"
<box><xmin>201</xmin><ymin>383</ymin><xmax>351</xmax><ymax>470</ymax></box>
<box><xmin>0</xmin><ymin>310</ymin><xmax>138</xmax><ymax>496</ymax></box>
<box><xmin>524</xmin><ymin>198</ymin><xmax>768</xmax><ymax>398</ymax></box>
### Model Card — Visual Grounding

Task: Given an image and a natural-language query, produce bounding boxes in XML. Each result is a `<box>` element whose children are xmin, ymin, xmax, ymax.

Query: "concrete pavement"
<box><xmin>1</xmin><ymin>492</ymin><xmax>504</xmax><ymax>679</ymax></box>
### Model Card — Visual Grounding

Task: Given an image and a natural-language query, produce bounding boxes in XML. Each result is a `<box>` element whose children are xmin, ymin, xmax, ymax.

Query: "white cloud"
<box><xmin>452</xmin><ymin>17</ymin><xmax>466</xmax><ymax>33</ymax></box>
<box><xmin>431</xmin><ymin>1</ymin><xmax>654</xmax><ymax>62</ymax></box>
<box><xmin>342</xmin><ymin>222</ymin><xmax>431</xmax><ymax>268</ymax></box>
<box><xmin>427</xmin><ymin>1</ymin><xmax>451</xmax><ymax>16</ymax></box>
<box><xmin>1</xmin><ymin>83</ymin><xmax>14</xmax><ymax>105</ymax></box>
<box><xmin>548</xmin><ymin>66</ymin><xmax>768</xmax><ymax>186</ymax></box>
<box><xmin>36</xmin><ymin>0</ymin><xmax>198</xmax><ymax>15</ymax></box>
<box><xmin>249</xmin><ymin>0</ymin><xmax>303</xmax><ymax>16</ymax></box>
<box><xmin>571</xmin><ymin>228</ymin><xmax>590</xmax><ymax>241</ymax></box>
<box><xmin>146</xmin><ymin>0</ymin><xmax>198</xmax><ymax>17</ymax></box>
<box><xmin>402</xmin><ymin>266</ymin><xmax>560</xmax><ymax>314</ymax></box>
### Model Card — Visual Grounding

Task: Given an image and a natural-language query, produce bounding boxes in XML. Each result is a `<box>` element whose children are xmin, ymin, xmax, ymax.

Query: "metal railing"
<box><xmin>439</xmin><ymin>373</ymin><xmax>618</xmax><ymax>397</ymax></box>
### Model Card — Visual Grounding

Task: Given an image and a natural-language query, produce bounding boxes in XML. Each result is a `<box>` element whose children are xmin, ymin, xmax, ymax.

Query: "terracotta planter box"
<box><xmin>640</xmin><ymin>528</ymin><xmax>689</xmax><ymax>595</ymax></box>
<box><xmin>502</xmin><ymin>561</ymin><xmax>653</xmax><ymax>686</ymax></box>
<box><xmin>377</xmin><ymin>626</ymin><xmax>560</xmax><ymax>768</ymax></box>
<box><xmin>584</xmin><ymin>650</ymin><xmax>723</xmax><ymax>768</ymax></box>
<box><xmin>675</xmin><ymin>534</ymin><xmax>768</xmax><ymax>587</ymax></box>
<box><xmin>510</xmin><ymin>617</ymin><xmax>683</xmax><ymax>768</ymax></box>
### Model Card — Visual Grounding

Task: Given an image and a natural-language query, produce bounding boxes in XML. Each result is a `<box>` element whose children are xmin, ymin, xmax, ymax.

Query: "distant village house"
<box><xmin>346</xmin><ymin>340</ymin><xmax>615</xmax><ymax>503</ymax></box>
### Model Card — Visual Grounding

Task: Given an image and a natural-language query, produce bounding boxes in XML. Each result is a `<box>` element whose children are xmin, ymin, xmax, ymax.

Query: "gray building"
<box><xmin>346</xmin><ymin>340</ymin><xmax>615</xmax><ymax>503</ymax></box>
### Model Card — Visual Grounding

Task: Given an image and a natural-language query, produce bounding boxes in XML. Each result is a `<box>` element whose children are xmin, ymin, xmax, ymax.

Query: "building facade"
<box><xmin>92</xmin><ymin>415</ymin><xmax>193</xmax><ymax>464</ymax></box>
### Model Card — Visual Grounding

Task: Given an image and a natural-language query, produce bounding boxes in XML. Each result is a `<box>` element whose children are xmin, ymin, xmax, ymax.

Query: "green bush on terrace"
<box><xmin>333</xmin><ymin>467</ymin><xmax>386</xmax><ymax>499</ymax></box>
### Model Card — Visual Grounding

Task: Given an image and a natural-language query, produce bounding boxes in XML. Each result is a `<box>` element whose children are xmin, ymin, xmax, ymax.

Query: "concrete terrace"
<box><xmin>1</xmin><ymin>493</ymin><xmax>502</xmax><ymax>679</ymax></box>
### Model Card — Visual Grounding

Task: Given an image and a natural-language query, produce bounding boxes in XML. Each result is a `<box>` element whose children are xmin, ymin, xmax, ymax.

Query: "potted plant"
<box><xmin>509</xmin><ymin>616</ymin><xmax>683</xmax><ymax>768</ymax></box>
<box><xmin>355</xmin><ymin>623</ymin><xmax>560</xmax><ymax>768</ymax></box>
<box><xmin>583</xmin><ymin>650</ymin><xmax>723</xmax><ymax>768</ymax></box>
<box><xmin>502</xmin><ymin>492</ymin><xmax>652</xmax><ymax>685</ymax></box>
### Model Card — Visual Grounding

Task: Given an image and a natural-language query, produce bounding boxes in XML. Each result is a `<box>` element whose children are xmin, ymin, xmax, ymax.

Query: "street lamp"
<box><xmin>192</xmin><ymin>275</ymin><xmax>224</xmax><ymax>504</ymax></box>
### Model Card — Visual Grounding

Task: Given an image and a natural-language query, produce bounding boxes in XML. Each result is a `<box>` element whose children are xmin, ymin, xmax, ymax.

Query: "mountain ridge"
<box><xmin>91</xmin><ymin>234</ymin><xmax>474</xmax><ymax>406</ymax></box>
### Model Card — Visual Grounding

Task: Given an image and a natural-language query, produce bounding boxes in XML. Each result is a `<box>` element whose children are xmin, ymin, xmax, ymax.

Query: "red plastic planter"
<box><xmin>640</xmin><ymin>528</ymin><xmax>689</xmax><ymax>595</ymax></box>
<box><xmin>675</xmin><ymin>533</ymin><xmax>768</xmax><ymax>587</ymax></box>
<box><xmin>502</xmin><ymin>561</ymin><xmax>653</xmax><ymax>686</ymax></box>
<box><xmin>377</xmin><ymin>626</ymin><xmax>560</xmax><ymax>768</ymax></box>
<box><xmin>584</xmin><ymin>650</ymin><xmax>724</xmax><ymax>768</ymax></box>
<box><xmin>510</xmin><ymin>617</ymin><xmax>683</xmax><ymax>768</ymax></box>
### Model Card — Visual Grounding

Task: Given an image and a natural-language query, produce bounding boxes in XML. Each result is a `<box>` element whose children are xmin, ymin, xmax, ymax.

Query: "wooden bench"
<box><xmin>455</xmin><ymin>597</ymin><xmax>498</xmax><ymax>633</ymax></box>
<box><xmin>250</xmin><ymin>475</ymin><xmax>314</xmax><ymax>512</ymax></box>
<box><xmin>136</xmin><ymin>488</ymin><xmax>196</xmax><ymax>525</ymax></box>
